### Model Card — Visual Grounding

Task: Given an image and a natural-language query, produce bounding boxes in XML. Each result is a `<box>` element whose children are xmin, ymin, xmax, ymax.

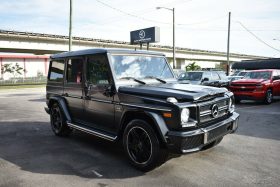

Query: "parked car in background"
<box><xmin>178</xmin><ymin>71</ymin><xmax>230</xmax><ymax>88</ymax></box>
<box><xmin>229</xmin><ymin>69</ymin><xmax>280</xmax><ymax>104</ymax></box>
<box><xmin>173</xmin><ymin>69</ymin><xmax>186</xmax><ymax>78</ymax></box>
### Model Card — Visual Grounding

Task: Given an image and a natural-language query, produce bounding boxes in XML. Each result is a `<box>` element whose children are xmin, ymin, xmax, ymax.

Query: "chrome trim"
<box><xmin>67</xmin><ymin>122</ymin><xmax>117</xmax><ymax>141</ymax></box>
<box><xmin>199</xmin><ymin>105</ymin><xmax>229</xmax><ymax>117</ymax></box>
<box><xmin>88</xmin><ymin>97</ymin><xmax>113</xmax><ymax>104</ymax></box>
<box><xmin>120</xmin><ymin>103</ymin><xmax>172</xmax><ymax>112</ymax></box>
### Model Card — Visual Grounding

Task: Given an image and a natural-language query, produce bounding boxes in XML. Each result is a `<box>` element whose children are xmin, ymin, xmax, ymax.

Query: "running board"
<box><xmin>67</xmin><ymin>122</ymin><xmax>117</xmax><ymax>141</ymax></box>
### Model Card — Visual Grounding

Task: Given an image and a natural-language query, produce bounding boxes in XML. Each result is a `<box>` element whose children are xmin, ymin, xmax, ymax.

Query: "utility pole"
<box><xmin>226</xmin><ymin>12</ymin><xmax>231</xmax><ymax>75</ymax></box>
<box><xmin>69</xmin><ymin>0</ymin><xmax>73</xmax><ymax>51</ymax></box>
<box><xmin>173</xmin><ymin>8</ymin><xmax>176</xmax><ymax>69</ymax></box>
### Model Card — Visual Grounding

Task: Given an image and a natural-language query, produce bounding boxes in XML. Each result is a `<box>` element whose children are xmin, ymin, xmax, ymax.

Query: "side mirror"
<box><xmin>202</xmin><ymin>77</ymin><xmax>209</xmax><ymax>82</ymax></box>
<box><xmin>103</xmin><ymin>85</ymin><xmax>115</xmax><ymax>97</ymax></box>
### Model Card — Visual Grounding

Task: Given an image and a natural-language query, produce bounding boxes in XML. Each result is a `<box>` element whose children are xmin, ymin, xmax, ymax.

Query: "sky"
<box><xmin>0</xmin><ymin>0</ymin><xmax>280</xmax><ymax>57</ymax></box>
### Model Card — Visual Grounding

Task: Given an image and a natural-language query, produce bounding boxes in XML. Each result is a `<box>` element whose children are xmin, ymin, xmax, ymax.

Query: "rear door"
<box><xmin>272</xmin><ymin>70</ymin><xmax>280</xmax><ymax>96</ymax></box>
<box><xmin>63</xmin><ymin>57</ymin><xmax>84</xmax><ymax>122</ymax></box>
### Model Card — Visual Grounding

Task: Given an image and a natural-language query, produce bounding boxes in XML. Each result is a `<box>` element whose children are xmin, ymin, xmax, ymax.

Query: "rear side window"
<box><xmin>49</xmin><ymin>60</ymin><xmax>64</xmax><ymax>82</ymax></box>
<box><xmin>66</xmin><ymin>58</ymin><xmax>83</xmax><ymax>84</ymax></box>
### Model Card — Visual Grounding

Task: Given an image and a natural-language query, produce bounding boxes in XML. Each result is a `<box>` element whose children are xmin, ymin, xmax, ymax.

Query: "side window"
<box><xmin>67</xmin><ymin>58</ymin><xmax>83</xmax><ymax>84</ymax></box>
<box><xmin>49</xmin><ymin>60</ymin><xmax>64</xmax><ymax>82</ymax></box>
<box><xmin>87</xmin><ymin>54</ymin><xmax>111</xmax><ymax>85</ymax></box>
<box><xmin>203</xmin><ymin>72</ymin><xmax>211</xmax><ymax>79</ymax></box>
<box><xmin>211</xmin><ymin>72</ymin><xmax>220</xmax><ymax>80</ymax></box>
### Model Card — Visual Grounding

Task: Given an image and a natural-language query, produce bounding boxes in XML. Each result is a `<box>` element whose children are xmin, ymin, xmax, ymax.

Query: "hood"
<box><xmin>118</xmin><ymin>83</ymin><xmax>227</xmax><ymax>102</ymax></box>
<box><xmin>232</xmin><ymin>78</ymin><xmax>268</xmax><ymax>84</ymax></box>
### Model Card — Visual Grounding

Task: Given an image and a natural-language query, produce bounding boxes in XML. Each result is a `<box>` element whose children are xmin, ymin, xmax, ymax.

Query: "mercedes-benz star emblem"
<box><xmin>139</xmin><ymin>30</ymin><xmax>145</xmax><ymax>39</ymax></box>
<box><xmin>211</xmin><ymin>104</ymin><xmax>219</xmax><ymax>118</ymax></box>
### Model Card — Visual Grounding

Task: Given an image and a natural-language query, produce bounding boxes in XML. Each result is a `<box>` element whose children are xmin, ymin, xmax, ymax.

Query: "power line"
<box><xmin>95</xmin><ymin>0</ymin><xmax>170</xmax><ymax>24</ymax></box>
<box><xmin>235</xmin><ymin>21</ymin><xmax>280</xmax><ymax>53</ymax></box>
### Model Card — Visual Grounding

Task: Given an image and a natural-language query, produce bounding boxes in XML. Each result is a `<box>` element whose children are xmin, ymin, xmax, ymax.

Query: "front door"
<box><xmin>84</xmin><ymin>54</ymin><xmax>116</xmax><ymax>133</ymax></box>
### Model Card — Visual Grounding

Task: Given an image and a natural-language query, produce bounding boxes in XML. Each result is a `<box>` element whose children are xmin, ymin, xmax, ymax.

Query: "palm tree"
<box><xmin>185</xmin><ymin>62</ymin><xmax>201</xmax><ymax>71</ymax></box>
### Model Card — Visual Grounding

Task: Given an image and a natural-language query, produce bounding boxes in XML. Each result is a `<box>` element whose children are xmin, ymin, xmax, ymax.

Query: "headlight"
<box><xmin>181</xmin><ymin>108</ymin><xmax>190</xmax><ymax>124</ymax></box>
<box><xmin>229</xmin><ymin>97</ymin><xmax>233</xmax><ymax>108</ymax></box>
<box><xmin>229</xmin><ymin>97</ymin><xmax>235</xmax><ymax>113</ymax></box>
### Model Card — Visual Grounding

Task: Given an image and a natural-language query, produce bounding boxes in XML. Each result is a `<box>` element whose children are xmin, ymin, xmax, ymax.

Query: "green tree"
<box><xmin>1</xmin><ymin>63</ymin><xmax>25</xmax><ymax>78</ymax></box>
<box><xmin>185</xmin><ymin>62</ymin><xmax>201</xmax><ymax>71</ymax></box>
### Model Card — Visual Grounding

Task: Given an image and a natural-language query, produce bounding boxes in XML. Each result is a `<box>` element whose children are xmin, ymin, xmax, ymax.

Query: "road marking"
<box><xmin>92</xmin><ymin>170</ymin><xmax>103</xmax><ymax>178</ymax></box>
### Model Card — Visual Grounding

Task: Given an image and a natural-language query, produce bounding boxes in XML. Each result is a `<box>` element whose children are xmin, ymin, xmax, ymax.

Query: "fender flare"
<box><xmin>144</xmin><ymin>111</ymin><xmax>169</xmax><ymax>143</ymax></box>
<box><xmin>49</xmin><ymin>96</ymin><xmax>72</xmax><ymax>122</ymax></box>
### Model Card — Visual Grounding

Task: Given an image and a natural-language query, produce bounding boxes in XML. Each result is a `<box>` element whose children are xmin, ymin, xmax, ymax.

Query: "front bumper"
<box><xmin>233</xmin><ymin>91</ymin><xmax>265</xmax><ymax>100</ymax></box>
<box><xmin>166</xmin><ymin>112</ymin><xmax>239</xmax><ymax>154</ymax></box>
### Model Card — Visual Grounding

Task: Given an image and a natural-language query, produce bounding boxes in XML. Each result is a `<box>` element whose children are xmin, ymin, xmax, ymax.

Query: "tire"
<box><xmin>202</xmin><ymin>137</ymin><xmax>223</xmax><ymax>151</ymax></box>
<box><xmin>123</xmin><ymin>119</ymin><xmax>167</xmax><ymax>171</ymax></box>
<box><xmin>264</xmin><ymin>89</ymin><xmax>273</xmax><ymax>104</ymax></box>
<box><xmin>50</xmin><ymin>103</ymin><xmax>72</xmax><ymax>137</ymax></box>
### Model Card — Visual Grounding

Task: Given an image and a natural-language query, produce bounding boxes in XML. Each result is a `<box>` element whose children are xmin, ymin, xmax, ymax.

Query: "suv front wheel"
<box><xmin>50</xmin><ymin>103</ymin><xmax>72</xmax><ymax>136</ymax></box>
<box><xmin>123</xmin><ymin>119</ymin><xmax>166</xmax><ymax>171</ymax></box>
<box><xmin>264</xmin><ymin>89</ymin><xmax>273</xmax><ymax>104</ymax></box>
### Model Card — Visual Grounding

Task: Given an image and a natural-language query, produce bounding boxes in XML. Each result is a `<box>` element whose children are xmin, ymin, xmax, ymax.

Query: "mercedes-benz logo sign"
<box><xmin>211</xmin><ymin>104</ymin><xmax>219</xmax><ymax>118</ymax></box>
<box><xmin>139</xmin><ymin>30</ymin><xmax>145</xmax><ymax>39</ymax></box>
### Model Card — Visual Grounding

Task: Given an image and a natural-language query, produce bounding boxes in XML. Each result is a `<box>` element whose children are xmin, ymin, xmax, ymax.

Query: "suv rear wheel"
<box><xmin>123</xmin><ymin>119</ymin><xmax>167</xmax><ymax>171</ymax></box>
<box><xmin>50</xmin><ymin>103</ymin><xmax>72</xmax><ymax>136</ymax></box>
<box><xmin>264</xmin><ymin>89</ymin><xmax>273</xmax><ymax>104</ymax></box>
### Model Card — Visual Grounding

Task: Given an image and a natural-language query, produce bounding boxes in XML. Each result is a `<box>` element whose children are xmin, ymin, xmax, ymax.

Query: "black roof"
<box><xmin>51</xmin><ymin>48</ymin><xmax>165</xmax><ymax>59</ymax></box>
<box><xmin>232</xmin><ymin>58</ymin><xmax>280</xmax><ymax>70</ymax></box>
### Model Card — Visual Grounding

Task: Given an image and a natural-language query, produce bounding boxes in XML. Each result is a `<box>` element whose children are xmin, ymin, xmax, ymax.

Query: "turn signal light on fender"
<box><xmin>163</xmin><ymin>112</ymin><xmax>172</xmax><ymax>118</ymax></box>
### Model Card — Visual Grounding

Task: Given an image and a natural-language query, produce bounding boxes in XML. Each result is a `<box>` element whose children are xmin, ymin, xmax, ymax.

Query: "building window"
<box><xmin>67</xmin><ymin>58</ymin><xmax>83</xmax><ymax>84</ymax></box>
<box><xmin>49</xmin><ymin>60</ymin><xmax>64</xmax><ymax>82</ymax></box>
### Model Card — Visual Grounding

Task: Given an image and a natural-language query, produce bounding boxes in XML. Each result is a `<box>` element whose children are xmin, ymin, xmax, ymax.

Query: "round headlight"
<box><xmin>181</xmin><ymin>108</ymin><xmax>190</xmax><ymax>123</ymax></box>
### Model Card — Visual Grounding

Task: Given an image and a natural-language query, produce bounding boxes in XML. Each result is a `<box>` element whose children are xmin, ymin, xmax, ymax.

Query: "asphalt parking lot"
<box><xmin>0</xmin><ymin>88</ymin><xmax>279</xmax><ymax>187</ymax></box>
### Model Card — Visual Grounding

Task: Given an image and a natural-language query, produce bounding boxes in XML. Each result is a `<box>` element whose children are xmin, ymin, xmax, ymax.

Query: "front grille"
<box><xmin>182</xmin><ymin>135</ymin><xmax>203</xmax><ymax>150</ymax></box>
<box><xmin>198</xmin><ymin>98</ymin><xmax>229</xmax><ymax>125</ymax></box>
<box><xmin>230</xmin><ymin>83</ymin><xmax>257</xmax><ymax>87</ymax></box>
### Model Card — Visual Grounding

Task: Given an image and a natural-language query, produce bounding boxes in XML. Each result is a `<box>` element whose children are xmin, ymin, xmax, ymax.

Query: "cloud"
<box><xmin>0</xmin><ymin>0</ymin><xmax>279</xmax><ymax>57</ymax></box>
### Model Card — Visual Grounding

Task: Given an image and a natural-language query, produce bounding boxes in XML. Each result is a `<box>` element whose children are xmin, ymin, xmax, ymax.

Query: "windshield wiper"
<box><xmin>144</xmin><ymin>76</ymin><xmax>167</xmax><ymax>84</ymax></box>
<box><xmin>119</xmin><ymin>77</ymin><xmax>146</xmax><ymax>85</ymax></box>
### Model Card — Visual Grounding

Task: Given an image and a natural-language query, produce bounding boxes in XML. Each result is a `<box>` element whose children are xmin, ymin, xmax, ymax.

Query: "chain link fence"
<box><xmin>0</xmin><ymin>77</ymin><xmax>47</xmax><ymax>86</ymax></box>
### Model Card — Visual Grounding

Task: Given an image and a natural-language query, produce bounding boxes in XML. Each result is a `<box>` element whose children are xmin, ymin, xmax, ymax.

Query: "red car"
<box><xmin>229</xmin><ymin>69</ymin><xmax>280</xmax><ymax>104</ymax></box>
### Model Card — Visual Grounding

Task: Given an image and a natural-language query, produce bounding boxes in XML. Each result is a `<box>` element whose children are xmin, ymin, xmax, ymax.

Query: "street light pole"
<box><xmin>69</xmin><ymin>0</ymin><xmax>73</xmax><ymax>51</ymax></box>
<box><xmin>173</xmin><ymin>8</ymin><xmax>176</xmax><ymax>69</ymax></box>
<box><xmin>226</xmin><ymin>12</ymin><xmax>231</xmax><ymax>76</ymax></box>
<box><xmin>156</xmin><ymin>7</ymin><xmax>176</xmax><ymax>69</ymax></box>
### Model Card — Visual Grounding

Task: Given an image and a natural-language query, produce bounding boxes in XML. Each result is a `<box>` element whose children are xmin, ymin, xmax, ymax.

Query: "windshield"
<box><xmin>244</xmin><ymin>71</ymin><xmax>272</xmax><ymax>80</ymax></box>
<box><xmin>238</xmin><ymin>71</ymin><xmax>247</xmax><ymax>76</ymax></box>
<box><xmin>178</xmin><ymin>72</ymin><xmax>202</xmax><ymax>81</ymax></box>
<box><xmin>110</xmin><ymin>54</ymin><xmax>174</xmax><ymax>80</ymax></box>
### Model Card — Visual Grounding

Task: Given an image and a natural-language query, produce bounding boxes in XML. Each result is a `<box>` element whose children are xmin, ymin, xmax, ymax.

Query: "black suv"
<box><xmin>45</xmin><ymin>49</ymin><xmax>239</xmax><ymax>171</ymax></box>
<box><xmin>178</xmin><ymin>71</ymin><xmax>229</xmax><ymax>88</ymax></box>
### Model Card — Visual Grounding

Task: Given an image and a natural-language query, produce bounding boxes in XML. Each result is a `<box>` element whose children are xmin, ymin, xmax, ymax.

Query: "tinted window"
<box><xmin>244</xmin><ymin>71</ymin><xmax>272</xmax><ymax>80</ymax></box>
<box><xmin>211</xmin><ymin>72</ymin><xmax>220</xmax><ymax>80</ymax></box>
<box><xmin>67</xmin><ymin>58</ymin><xmax>83</xmax><ymax>84</ymax></box>
<box><xmin>87</xmin><ymin>55</ymin><xmax>111</xmax><ymax>85</ymax></box>
<box><xmin>179</xmin><ymin>72</ymin><xmax>202</xmax><ymax>81</ymax></box>
<box><xmin>49</xmin><ymin>60</ymin><xmax>64</xmax><ymax>82</ymax></box>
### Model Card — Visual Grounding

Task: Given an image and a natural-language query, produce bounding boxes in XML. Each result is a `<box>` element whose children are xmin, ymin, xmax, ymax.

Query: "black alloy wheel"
<box><xmin>127</xmin><ymin>126</ymin><xmax>152</xmax><ymax>165</ymax></box>
<box><xmin>50</xmin><ymin>103</ymin><xmax>72</xmax><ymax>136</ymax></box>
<box><xmin>123</xmin><ymin>119</ymin><xmax>166</xmax><ymax>171</ymax></box>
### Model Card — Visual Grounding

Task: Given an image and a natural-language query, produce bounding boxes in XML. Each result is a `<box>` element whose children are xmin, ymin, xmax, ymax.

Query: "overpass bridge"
<box><xmin>0</xmin><ymin>29</ymin><xmax>268</xmax><ymax>70</ymax></box>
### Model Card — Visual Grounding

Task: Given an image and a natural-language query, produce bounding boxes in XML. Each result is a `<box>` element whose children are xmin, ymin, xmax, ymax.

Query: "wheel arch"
<box><xmin>119</xmin><ymin>110</ymin><xmax>169</xmax><ymax>146</ymax></box>
<box><xmin>48</xmin><ymin>96</ymin><xmax>72</xmax><ymax>122</ymax></box>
